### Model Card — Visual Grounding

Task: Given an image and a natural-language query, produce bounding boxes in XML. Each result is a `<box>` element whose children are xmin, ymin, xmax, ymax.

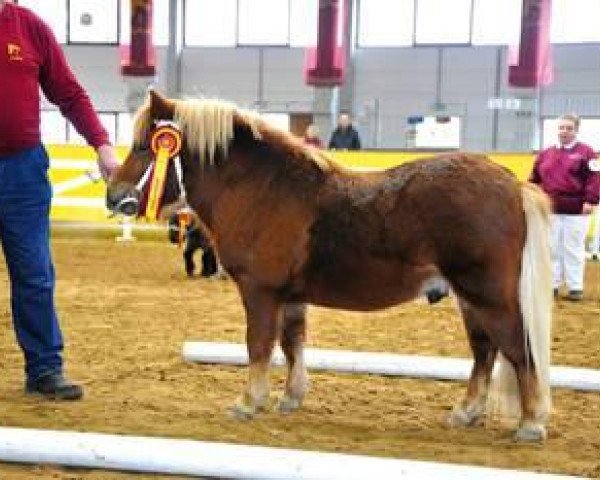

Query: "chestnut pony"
<box><xmin>107</xmin><ymin>91</ymin><xmax>553</xmax><ymax>441</ymax></box>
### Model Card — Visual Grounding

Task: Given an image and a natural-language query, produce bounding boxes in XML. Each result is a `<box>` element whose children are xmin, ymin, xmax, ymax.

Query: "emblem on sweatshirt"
<box><xmin>7</xmin><ymin>43</ymin><xmax>23</xmax><ymax>61</ymax></box>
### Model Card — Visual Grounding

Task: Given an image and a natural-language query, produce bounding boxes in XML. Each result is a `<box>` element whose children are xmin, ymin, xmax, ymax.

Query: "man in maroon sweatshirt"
<box><xmin>0</xmin><ymin>0</ymin><xmax>120</xmax><ymax>400</ymax></box>
<box><xmin>530</xmin><ymin>114</ymin><xmax>600</xmax><ymax>301</ymax></box>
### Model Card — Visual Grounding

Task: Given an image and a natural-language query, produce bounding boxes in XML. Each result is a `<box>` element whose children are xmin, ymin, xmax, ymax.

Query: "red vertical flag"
<box><xmin>508</xmin><ymin>0</ymin><xmax>553</xmax><ymax>88</ymax></box>
<box><xmin>304</xmin><ymin>0</ymin><xmax>348</xmax><ymax>87</ymax></box>
<box><xmin>121</xmin><ymin>0</ymin><xmax>156</xmax><ymax>77</ymax></box>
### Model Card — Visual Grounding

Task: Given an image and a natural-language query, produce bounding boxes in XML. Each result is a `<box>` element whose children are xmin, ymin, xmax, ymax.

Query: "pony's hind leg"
<box><xmin>230</xmin><ymin>284</ymin><xmax>280</xmax><ymax>420</ymax></box>
<box><xmin>452</xmin><ymin>295</ymin><xmax>549</xmax><ymax>441</ymax></box>
<box><xmin>278</xmin><ymin>303</ymin><xmax>309</xmax><ymax>414</ymax></box>
<box><xmin>449</xmin><ymin>299</ymin><xmax>497</xmax><ymax>427</ymax></box>
<box><xmin>497</xmin><ymin>343</ymin><xmax>549</xmax><ymax>441</ymax></box>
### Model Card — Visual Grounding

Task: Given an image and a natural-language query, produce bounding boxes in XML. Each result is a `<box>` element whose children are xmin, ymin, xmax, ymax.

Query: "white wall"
<box><xmin>42</xmin><ymin>46</ymin><xmax>169</xmax><ymax>112</ymax></box>
<box><xmin>53</xmin><ymin>43</ymin><xmax>600</xmax><ymax>151</ymax></box>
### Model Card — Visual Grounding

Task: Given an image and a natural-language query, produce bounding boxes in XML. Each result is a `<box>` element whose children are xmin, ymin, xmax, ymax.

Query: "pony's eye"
<box><xmin>136</xmin><ymin>145</ymin><xmax>152</xmax><ymax>154</ymax></box>
<box><xmin>132</xmin><ymin>145</ymin><xmax>153</xmax><ymax>165</ymax></box>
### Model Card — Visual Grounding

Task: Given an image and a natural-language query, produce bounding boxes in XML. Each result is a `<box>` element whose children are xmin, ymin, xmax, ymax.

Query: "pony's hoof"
<box><xmin>277</xmin><ymin>394</ymin><xmax>302</xmax><ymax>414</ymax></box>
<box><xmin>214</xmin><ymin>270</ymin><xmax>229</xmax><ymax>280</ymax></box>
<box><xmin>515</xmin><ymin>424</ymin><xmax>546</xmax><ymax>442</ymax></box>
<box><xmin>228</xmin><ymin>402</ymin><xmax>256</xmax><ymax>421</ymax></box>
<box><xmin>447</xmin><ymin>405</ymin><xmax>482</xmax><ymax>428</ymax></box>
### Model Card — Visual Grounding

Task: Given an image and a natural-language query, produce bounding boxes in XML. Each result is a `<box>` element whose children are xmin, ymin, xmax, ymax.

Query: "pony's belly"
<box><xmin>299</xmin><ymin>254</ymin><xmax>443</xmax><ymax>310</ymax></box>
<box><xmin>304</xmin><ymin>270</ymin><xmax>434</xmax><ymax>311</ymax></box>
<box><xmin>307</xmin><ymin>292</ymin><xmax>417</xmax><ymax>311</ymax></box>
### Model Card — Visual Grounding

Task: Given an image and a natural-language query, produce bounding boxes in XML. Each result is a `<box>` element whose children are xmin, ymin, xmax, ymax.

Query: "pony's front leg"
<box><xmin>230</xmin><ymin>284</ymin><xmax>281</xmax><ymax>420</ymax></box>
<box><xmin>278</xmin><ymin>303</ymin><xmax>309</xmax><ymax>414</ymax></box>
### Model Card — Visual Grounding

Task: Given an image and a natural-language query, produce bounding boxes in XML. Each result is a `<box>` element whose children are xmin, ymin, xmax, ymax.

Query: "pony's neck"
<box><xmin>182</xmin><ymin>149</ymin><xmax>241</xmax><ymax>230</ymax></box>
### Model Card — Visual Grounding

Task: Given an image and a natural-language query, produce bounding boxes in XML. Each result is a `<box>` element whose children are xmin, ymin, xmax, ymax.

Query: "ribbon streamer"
<box><xmin>144</xmin><ymin>124</ymin><xmax>182</xmax><ymax>220</ymax></box>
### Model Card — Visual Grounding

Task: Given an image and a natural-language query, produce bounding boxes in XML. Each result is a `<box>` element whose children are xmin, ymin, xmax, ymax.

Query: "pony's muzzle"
<box><xmin>106</xmin><ymin>184</ymin><xmax>140</xmax><ymax>216</ymax></box>
<box><xmin>113</xmin><ymin>197</ymin><xmax>139</xmax><ymax>216</ymax></box>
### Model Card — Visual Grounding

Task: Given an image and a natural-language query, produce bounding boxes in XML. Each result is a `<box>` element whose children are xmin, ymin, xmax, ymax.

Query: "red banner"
<box><xmin>121</xmin><ymin>0</ymin><xmax>156</xmax><ymax>77</ymax></box>
<box><xmin>508</xmin><ymin>0</ymin><xmax>553</xmax><ymax>88</ymax></box>
<box><xmin>303</xmin><ymin>0</ymin><xmax>348</xmax><ymax>87</ymax></box>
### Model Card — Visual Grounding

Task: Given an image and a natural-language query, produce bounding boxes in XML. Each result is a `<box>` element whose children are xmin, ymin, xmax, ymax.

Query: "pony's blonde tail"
<box><xmin>489</xmin><ymin>183</ymin><xmax>552</xmax><ymax>424</ymax></box>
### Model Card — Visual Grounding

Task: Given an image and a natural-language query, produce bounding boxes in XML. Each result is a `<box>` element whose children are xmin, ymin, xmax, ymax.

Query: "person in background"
<box><xmin>303</xmin><ymin>123</ymin><xmax>323</xmax><ymax>148</ymax></box>
<box><xmin>529</xmin><ymin>114</ymin><xmax>600</xmax><ymax>301</ymax></box>
<box><xmin>0</xmin><ymin>0</ymin><xmax>120</xmax><ymax>399</ymax></box>
<box><xmin>328</xmin><ymin>113</ymin><xmax>361</xmax><ymax>150</ymax></box>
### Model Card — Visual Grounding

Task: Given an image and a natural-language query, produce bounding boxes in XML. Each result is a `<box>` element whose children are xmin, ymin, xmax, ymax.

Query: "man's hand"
<box><xmin>96</xmin><ymin>144</ymin><xmax>120</xmax><ymax>182</ymax></box>
<box><xmin>582</xmin><ymin>202</ymin><xmax>595</xmax><ymax>215</ymax></box>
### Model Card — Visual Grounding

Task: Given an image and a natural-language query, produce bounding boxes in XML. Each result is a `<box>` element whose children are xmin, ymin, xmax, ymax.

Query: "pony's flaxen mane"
<box><xmin>174</xmin><ymin>99</ymin><xmax>263</xmax><ymax>164</ymax></box>
<box><xmin>132</xmin><ymin>97</ymin><xmax>261</xmax><ymax>164</ymax></box>
<box><xmin>133</xmin><ymin>96</ymin><xmax>342</xmax><ymax>171</ymax></box>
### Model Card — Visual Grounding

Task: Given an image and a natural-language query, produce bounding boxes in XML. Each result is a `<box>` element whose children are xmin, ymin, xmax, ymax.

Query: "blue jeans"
<box><xmin>0</xmin><ymin>145</ymin><xmax>63</xmax><ymax>380</ymax></box>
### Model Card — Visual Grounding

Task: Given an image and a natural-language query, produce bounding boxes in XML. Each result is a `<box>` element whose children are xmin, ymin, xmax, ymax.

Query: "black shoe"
<box><xmin>26</xmin><ymin>372</ymin><xmax>83</xmax><ymax>401</ymax></box>
<box><xmin>566</xmin><ymin>290</ymin><xmax>583</xmax><ymax>301</ymax></box>
<box><xmin>426</xmin><ymin>287</ymin><xmax>449</xmax><ymax>304</ymax></box>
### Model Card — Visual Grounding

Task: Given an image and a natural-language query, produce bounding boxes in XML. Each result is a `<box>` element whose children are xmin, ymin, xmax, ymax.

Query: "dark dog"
<box><xmin>168</xmin><ymin>213</ymin><xmax>219</xmax><ymax>277</ymax></box>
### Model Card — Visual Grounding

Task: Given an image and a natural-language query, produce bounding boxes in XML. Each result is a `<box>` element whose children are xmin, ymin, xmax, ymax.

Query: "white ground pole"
<box><xmin>0</xmin><ymin>427</ymin><xmax>581</xmax><ymax>479</ymax></box>
<box><xmin>182</xmin><ymin>342</ymin><xmax>600</xmax><ymax>392</ymax></box>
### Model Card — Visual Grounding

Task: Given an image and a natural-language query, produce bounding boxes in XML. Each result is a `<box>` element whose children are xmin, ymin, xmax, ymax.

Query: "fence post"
<box><xmin>116</xmin><ymin>216</ymin><xmax>136</xmax><ymax>242</ymax></box>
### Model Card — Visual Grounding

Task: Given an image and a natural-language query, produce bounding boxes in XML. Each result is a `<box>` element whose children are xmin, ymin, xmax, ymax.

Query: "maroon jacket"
<box><xmin>0</xmin><ymin>3</ymin><xmax>109</xmax><ymax>155</ymax></box>
<box><xmin>530</xmin><ymin>142</ymin><xmax>600</xmax><ymax>214</ymax></box>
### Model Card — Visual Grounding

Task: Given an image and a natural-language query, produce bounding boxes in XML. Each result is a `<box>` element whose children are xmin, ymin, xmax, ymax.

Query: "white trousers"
<box><xmin>550</xmin><ymin>214</ymin><xmax>590</xmax><ymax>291</ymax></box>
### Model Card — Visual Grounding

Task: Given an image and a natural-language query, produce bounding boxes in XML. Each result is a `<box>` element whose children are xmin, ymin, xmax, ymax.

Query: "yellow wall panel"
<box><xmin>48</xmin><ymin>146</ymin><xmax>595</xmax><ymax>241</ymax></box>
<box><xmin>330</xmin><ymin>150</ymin><xmax>535</xmax><ymax>181</ymax></box>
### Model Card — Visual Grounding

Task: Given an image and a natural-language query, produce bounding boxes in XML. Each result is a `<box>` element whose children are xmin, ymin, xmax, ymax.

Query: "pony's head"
<box><xmin>106</xmin><ymin>90</ymin><xmax>180</xmax><ymax>216</ymax></box>
<box><xmin>106</xmin><ymin>89</ymin><xmax>263</xmax><ymax>217</ymax></box>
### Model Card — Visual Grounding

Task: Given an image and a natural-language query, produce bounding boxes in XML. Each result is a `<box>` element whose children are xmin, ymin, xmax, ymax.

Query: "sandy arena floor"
<box><xmin>0</xmin><ymin>236</ymin><xmax>598</xmax><ymax>479</ymax></box>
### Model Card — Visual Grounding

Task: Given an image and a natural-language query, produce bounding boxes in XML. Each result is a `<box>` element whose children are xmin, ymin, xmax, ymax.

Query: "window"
<box><xmin>415</xmin><ymin>116</ymin><xmax>461</xmax><ymax>149</ymax></box>
<box><xmin>261</xmin><ymin>113</ymin><xmax>290</xmax><ymax>132</ymax></box>
<box><xmin>68</xmin><ymin>113</ymin><xmax>117</xmax><ymax>145</ymax></box>
<box><xmin>184</xmin><ymin>0</ymin><xmax>320</xmax><ymax>47</ymax></box>
<box><xmin>120</xmin><ymin>0</ymin><xmax>170</xmax><ymax>46</ymax></box>
<box><xmin>472</xmin><ymin>0</ymin><xmax>522</xmax><ymax>45</ymax></box>
<box><xmin>336</xmin><ymin>0</ymin><xmax>345</xmax><ymax>46</ymax></box>
<box><xmin>68</xmin><ymin>0</ymin><xmax>119</xmax><ymax>44</ymax></box>
<box><xmin>238</xmin><ymin>0</ymin><xmax>289</xmax><ymax>45</ymax></box>
<box><xmin>67</xmin><ymin>124</ymin><xmax>85</xmax><ymax>145</ymax></box>
<box><xmin>551</xmin><ymin>0</ymin><xmax>600</xmax><ymax>44</ymax></box>
<box><xmin>117</xmin><ymin>112</ymin><xmax>135</xmax><ymax>146</ymax></box>
<box><xmin>415</xmin><ymin>0</ymin><xmax>471</xmax><ymax>44</ymax></box>
<box><xmin>18</xmin><ymin>0</ymin><xmax>68</xmax><ymax>44</ymax></box>
<box><xmin>542</xmin><ymin>118</ymin><xmax>600</xmax><ymax>151</ymax></box>
<box><xmin>290</xmin><ymin>0</ymin><xmax>319</xmax><ymax>47</ymax></box>
<box><xmin>185</xmin><ymin>0</ymin><xmax>237</xmax><ymax>47</ymax></box>
<box><xmin>358</xmin><ymin>0</ymin><xmax>414</xmax><ymax>47</ymax></box>
<box><xmin>41</xmin><ymin>110</ymin><xmax>67</xmax><ymax>144</ymax></box>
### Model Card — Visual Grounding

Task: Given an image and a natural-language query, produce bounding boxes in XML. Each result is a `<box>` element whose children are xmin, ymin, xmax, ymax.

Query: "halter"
<box><xmin>135</xmin><ymin>121</ymin><xmax>186</xmax><ymax>220</ymax></box>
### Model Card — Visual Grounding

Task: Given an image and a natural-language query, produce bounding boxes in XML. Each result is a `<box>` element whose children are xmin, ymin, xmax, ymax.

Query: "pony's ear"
<box><xmin>149</xmin><ymin>89</ymin><xmax>175</xmax><ymax>121</ymax></box>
